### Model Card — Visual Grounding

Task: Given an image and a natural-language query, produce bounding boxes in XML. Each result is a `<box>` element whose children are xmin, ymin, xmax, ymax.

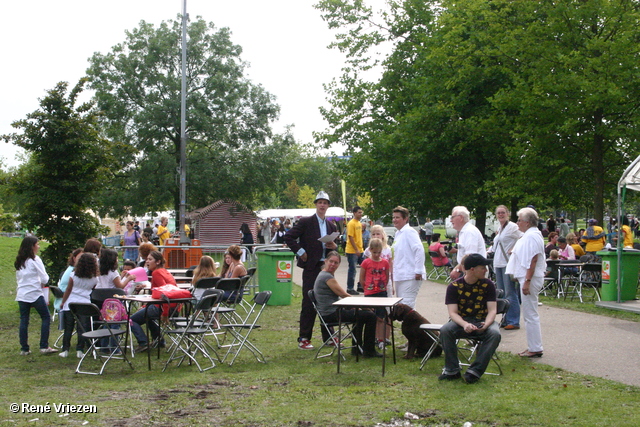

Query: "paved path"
<box><xmin>293</xmin><ymin>261</ymin><xmax>640</xmax><ymax>387</ymax></box>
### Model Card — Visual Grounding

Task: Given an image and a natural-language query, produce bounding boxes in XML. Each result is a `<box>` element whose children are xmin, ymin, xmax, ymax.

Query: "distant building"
<box><xmin>188</xmin><ymin>200</ymin><xmax>257</xmax><ymax>246</ymax></box>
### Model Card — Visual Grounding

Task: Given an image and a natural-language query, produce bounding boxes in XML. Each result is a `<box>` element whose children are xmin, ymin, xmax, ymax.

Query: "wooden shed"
<box><xmin>188</xmin><ymin>200</ymin><xmax>257</xmax><ymax>247</ymax></box>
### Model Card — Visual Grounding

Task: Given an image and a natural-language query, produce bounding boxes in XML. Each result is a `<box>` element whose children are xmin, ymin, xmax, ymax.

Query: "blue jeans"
<box><xmin>440</xmin><ymin>319</ymin><xmax>501</xmax><ymax>377</ymax></box>
<box><xmin>130</xmin><ymin>305</ymin><xmax>162</xmax><ymax>346</ymax></box>
<box><xmin>18</xmin><ymin>296</ymin><xmax>51</xmax><ymax>351</ymax></box>
<box><xmin>494</xmin><ymin>267</ymin><xmax>520</xmax><ymax>327</ymax></box>
<box><xmin>124</xmin><ymin>248</ymin><xmax>139</xmax><ymax>262</ymax></box>
<box><xmin>346</xmin><ymin>253</ymin><xmax>360</xmax><ymax>291</ymax></box>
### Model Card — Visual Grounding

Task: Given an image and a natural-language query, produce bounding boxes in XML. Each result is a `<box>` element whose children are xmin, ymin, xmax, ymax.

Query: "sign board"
<box><xmin>276</xmin><ymin>260</ymin><xmax>292</xmax><ymax>282</ymax></box>
<box><xmin>602</xmin><ymin>260</ymin><xmax>610</xmax><ymax>281</ymax></box>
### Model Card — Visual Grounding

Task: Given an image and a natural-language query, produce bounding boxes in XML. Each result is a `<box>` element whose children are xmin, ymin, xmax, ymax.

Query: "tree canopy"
<box><xmin>315</xmin><ymin>0</ymin><xmax>640</xmax><ymax>224</ymax></box>
<box><xmin>87</xmin><ymin>16</ymin><xmax>285</xmax><ymax>218</ymax></box>
<box><xmin>1</xmin><ymin>80</ymin><xmax>114</xmax><ymax>280</ymax></box>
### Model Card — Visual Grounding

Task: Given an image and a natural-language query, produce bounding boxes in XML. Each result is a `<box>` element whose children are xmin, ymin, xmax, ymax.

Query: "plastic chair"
<box><xmin>69</xmin><ymin>303</ymin><xmax>134</xmax><ymax>375</ymax></box>
<box><xmin>308</xmin><ymin>290</ymin><xmax>361</xmax><ymax>361</ymax></box>
<box><xmin>163</xmin><ymin>290</ymin><xmax>224</xmax><ymax>372</ymax></box>
<box><xmin>221</xmin><ymin>291</ymin><xmax>272</xmax><ymax>365</ymax></box>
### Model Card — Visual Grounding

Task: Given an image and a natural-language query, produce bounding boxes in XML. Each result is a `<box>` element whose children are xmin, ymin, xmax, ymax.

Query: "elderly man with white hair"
<box><xmin>449</xmin><ymin>206</ymin><xmax>487</xmax><ymax>281</ymax></box>
<box><xmin>506</xmin><ymin>207</ymin><xmax>546</xmax><ymax>358</ymax></box>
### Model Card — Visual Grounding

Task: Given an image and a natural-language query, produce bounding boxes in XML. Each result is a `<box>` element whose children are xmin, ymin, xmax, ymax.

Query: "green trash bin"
<box><xmin>256</xmin><ymin>248</ymin><xmax>295</xmax><ymax>306</ymax></box>
<box><xmin>597</xmin><ymin>249</ymin><xmax>640</xmax><ymax>301</ymax></box>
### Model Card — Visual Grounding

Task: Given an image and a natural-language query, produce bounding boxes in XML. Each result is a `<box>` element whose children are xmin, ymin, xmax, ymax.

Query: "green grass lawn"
<box><xmin>1</xmin><ymin>236</ymin><xmax>639</xmax><ymax>426</ymax></box>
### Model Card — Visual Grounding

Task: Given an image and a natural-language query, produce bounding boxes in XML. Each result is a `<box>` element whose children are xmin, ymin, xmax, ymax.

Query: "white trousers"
<box><xmin>517</xmin><ymin>275</ymin><xmax>543</xmax><ymax>352</ymax></box>
<box><xmin>395</xmin><ymin>279</ymin><xmax>422</xmax><ymax>308</ymax></box>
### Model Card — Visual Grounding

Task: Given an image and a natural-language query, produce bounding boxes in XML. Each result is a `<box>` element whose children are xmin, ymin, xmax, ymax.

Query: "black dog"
<box><xmin>390</xmin><ymin>304</ymin><xmax>442</xmax><ymax>359</ymax></box>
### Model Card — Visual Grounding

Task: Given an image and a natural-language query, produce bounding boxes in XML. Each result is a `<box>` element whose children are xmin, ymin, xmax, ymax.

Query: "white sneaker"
<box><xmin>40</xmin><ymin>347</ymin><xmax>58</xmax><ymax>355</ymax></box>
<box><xmin>59</xmin><ymin>351</ymin><xmax>69</xmax><ymax>358</ymax></box>
<box><xmin>76</xmin><ymin>351</ymin><xmax>84</xmax><ymax>359</ymax></box>
<box><xmin>20</xmin><ymin>350</ymin><xmax>31</xmax><ymax>356</ymax></box>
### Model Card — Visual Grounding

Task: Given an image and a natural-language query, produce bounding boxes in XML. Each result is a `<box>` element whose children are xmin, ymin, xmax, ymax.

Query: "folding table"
<box><xmin>332</xmin><ymin>296</ymin><xmax>402</xmax><ymax>376</ymax></box>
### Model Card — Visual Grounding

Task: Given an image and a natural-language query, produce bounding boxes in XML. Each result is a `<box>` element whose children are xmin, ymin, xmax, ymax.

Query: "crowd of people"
<box><xmin>14</xmin><ymin>227</ymin><xmax>254</xmax><ymax>359</ymax></box>
<box><xmin>14</xmin><ymin>195</ymin><xmax>622</xmax><ymax>384</ymax></box>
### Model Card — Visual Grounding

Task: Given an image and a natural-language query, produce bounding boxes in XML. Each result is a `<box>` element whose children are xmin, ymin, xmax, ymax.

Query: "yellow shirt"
<box><xmin>157</xmin><ymin>225</ymin><xmax>170</xmax><ymax>246</ymax></box>
<box><xmin>571</xmin><ymin>244</ymin><xmax>585</xmax><ymax>258</ymax></box>
<box><xmin>581</xmin><ymin>226</ymin><xmax>605</xmax><ymax>252</ymax></box>
<box><xmin>622</xmin><ymin>225</ymin><xmax>634</xmax><ymax>248</ymax></box>
<box><xmin>345</xmin><ymin>218</ymin><xmax>363</xmax><ymax>254</ymax></box>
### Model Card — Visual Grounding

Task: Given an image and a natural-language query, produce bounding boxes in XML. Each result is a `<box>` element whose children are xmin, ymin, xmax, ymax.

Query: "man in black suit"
<box><xmin>284</xmin><ymin>191</ymin><xmax>338</xmax><ymax>350</ymax></box>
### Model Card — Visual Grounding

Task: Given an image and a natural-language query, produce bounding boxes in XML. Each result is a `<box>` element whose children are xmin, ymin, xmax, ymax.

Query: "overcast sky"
<box><xmin>0</xmin><ymin>0</ymin><xmax>375</xmax><ymax>168</ymax></box>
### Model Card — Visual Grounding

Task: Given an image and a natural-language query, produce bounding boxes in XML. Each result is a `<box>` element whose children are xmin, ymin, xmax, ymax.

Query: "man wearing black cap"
<box><xmin>438</xmin><ymin>253</ymin><xmax>501</xmax><ymax>384</ymax></box>
<box><xmin>284</xmin><ymin>191</ymin><xmax>338</xmax><ymax>350</ymax></box>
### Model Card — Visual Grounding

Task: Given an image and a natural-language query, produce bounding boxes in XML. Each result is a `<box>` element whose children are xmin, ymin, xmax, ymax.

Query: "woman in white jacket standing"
<box><xmin>15</xmin><ymin>236</ymin><xmax>57</xmax><ymax>355</ymax></box>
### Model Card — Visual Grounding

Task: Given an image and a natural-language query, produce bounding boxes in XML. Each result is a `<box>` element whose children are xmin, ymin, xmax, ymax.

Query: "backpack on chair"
<box><xmin>101</xmin><ymin>298</ymin><xmax>129</xmax><ymax>323</ymax></box>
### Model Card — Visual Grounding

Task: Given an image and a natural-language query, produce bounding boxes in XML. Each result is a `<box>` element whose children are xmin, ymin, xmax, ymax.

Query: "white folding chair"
<box><xmin>419</xmin><ymin>323</ymin><xmax>444</xmax><ymax>370</ymax></box>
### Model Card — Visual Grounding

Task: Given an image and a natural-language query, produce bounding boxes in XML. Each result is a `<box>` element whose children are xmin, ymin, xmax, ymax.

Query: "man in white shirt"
<box><xmin>449</xmin><ymin>206</ymin><xmax>487</xmax><ymax>280</ymax></box>
<box><xmin>391</xmin><ymin>206</ymin><xmax>426</xmax><ymax>308</ymax></box>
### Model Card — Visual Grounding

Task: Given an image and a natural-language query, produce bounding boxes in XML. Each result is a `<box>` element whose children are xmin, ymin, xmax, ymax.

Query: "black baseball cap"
<box><xmin>464</xmin><ymin>253</ymin><xmax>492</xmax><ymax>270</ymax></box>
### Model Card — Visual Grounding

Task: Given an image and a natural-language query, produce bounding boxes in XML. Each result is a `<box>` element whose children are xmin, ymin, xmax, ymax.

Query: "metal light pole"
<box><xmin>178</xmin><ymin>0</ymin><xmax>190</xmax><ymax>244</ymax></box>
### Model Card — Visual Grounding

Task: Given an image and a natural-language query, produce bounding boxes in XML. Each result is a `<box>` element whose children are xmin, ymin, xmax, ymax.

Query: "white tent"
<box><xmin>615</xmin><ymin>154</ymin><xmax>640</xmax><ymax>302</ymax></box>
<box><xmin>256</xmin><ymin>207</ymin><xmax>350</xmax><ymax>220</ymax></box>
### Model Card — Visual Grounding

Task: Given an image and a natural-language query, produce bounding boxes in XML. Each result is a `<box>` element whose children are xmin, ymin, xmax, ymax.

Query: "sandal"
<box><xmin>518</xmin><ymin>350</ymin><xmax>543</xmax><ymax>358</ymax></box>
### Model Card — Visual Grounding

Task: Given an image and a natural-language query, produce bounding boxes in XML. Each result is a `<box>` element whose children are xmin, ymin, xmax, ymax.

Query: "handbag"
<box><xmin>151</xmin><ymin>285</ymin><xmax>192</xmax><ymax>300</ymax></box>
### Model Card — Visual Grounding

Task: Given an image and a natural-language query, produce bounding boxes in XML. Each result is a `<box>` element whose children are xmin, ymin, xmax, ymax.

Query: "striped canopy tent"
<box><xmin>188</xmin><ymin>200</ymin><xmax>257</xmax><ymax>246</ymax></box>
<box><xmin>616</xmin><ymin>154</ymin><xmax>640</xmax><ymax>302</ymax></box>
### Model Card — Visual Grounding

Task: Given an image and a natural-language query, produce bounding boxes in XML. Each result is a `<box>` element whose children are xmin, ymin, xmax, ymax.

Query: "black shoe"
<box><xmin>346</xmin><ymin>289</ymin><xmax>359</xmax><ymax>295</ymax></box>
<box><xmin>356</xmin><ymin>284</ymin><xmax>364</xmax><ymax>293</ymax></box>
<box><xmin>362</xmin><ymin>351</ymin><xmax>383</xmax><ymax>358</ymax></box>
<box><xmin>463</xmin><ymin>372</ymin><xmax>480</xmax><ymax>384</ymax></box>
<box><xmin>134</xmin><ymin>344</ymin><xmax>149</xmax><ymax>354</ymax></box>
<box><xmin>438</xmin><ymin>372</ymin><xmax>461</xmax><ymax>381</ymax></box>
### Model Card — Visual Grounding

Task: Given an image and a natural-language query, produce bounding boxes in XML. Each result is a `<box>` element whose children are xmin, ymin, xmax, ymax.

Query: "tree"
<box><xmin>316</xmin><ymin>0</ymin><xmax>640</xmax><ymax>225</ymax></box>
<box><xmin>2</xmin><ymin>80</ymin><xmax>114</xmax><ymax>280</ymax></box>
<box><xmin>297</xmin><ymin>185</ymin><xmax>317</xmax><ymax>208</ymax></box>
<box><xmin>87</xmin><ymin>16</ymin><xmax>283</xmax><ymax>218</ymax></box>
<box><xmin>316</xmin><ymin>0</ymin><xmax>507</xmax><ymax>227</ymax></box>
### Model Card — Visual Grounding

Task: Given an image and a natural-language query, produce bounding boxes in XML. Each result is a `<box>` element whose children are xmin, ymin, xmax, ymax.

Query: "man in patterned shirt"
<box><xmin>438</xmin><ymin>253</ymin><xmax>501</xmax><ymax>384</ymax></box>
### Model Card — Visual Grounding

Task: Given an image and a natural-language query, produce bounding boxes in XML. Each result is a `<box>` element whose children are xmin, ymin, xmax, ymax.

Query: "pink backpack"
<box><xmin>100</xmin><ymin>298</ymin><xmax>129</xmax><ymax>323</ymax></box>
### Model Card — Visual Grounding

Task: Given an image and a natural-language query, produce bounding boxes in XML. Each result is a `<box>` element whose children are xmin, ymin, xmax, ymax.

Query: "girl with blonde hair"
<box><xmin>363</xmin><ymin>224</ymin><xmax>394</xmax><ymax>298</ymax></box>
